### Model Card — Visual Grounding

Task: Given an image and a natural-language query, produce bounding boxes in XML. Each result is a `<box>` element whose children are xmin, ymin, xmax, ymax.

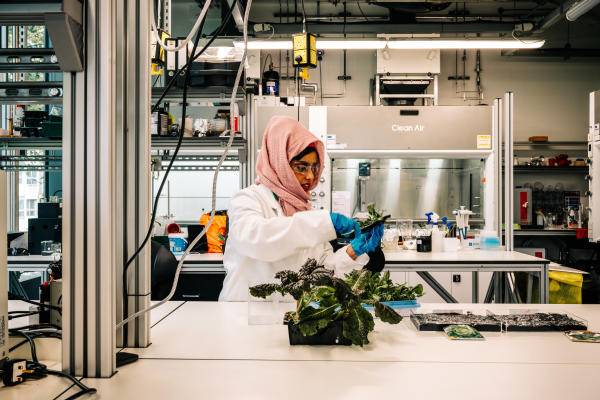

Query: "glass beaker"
<box><xmin>41</xmin><ymin>240</ymin><xmax>54</xmax><ymax>256</ymax></box>
<box><xmin>398</xmin><ymin>219</ymin><xmax>413</xmax><ymax>242</ymax></box>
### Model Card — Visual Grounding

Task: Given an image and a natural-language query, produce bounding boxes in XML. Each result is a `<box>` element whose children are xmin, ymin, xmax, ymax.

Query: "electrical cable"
<box><xmin>152</xmin><ymin>74</ymin><xmax>161</xmax><ymax>88</ymax></box>
<box><xmin>10</xmin><ymin>329</ymin><xmax>96</xmax><ymax>398</ymax></box>
<box><xmin>296</xmin><ymin>68</ymin><xmax>300</xmax><ymax>121</ymax></box>
<box><xmin>8</xmin><ymin>292</ymin><xmax>61</xmax><ymax>311</ymax></box>
<box><xmin>151</xmin><ymin>0</ymin><xmax>213</xmax><ymax>52</ymax></box>
<box><xmin>300</xmin><ymin>0</ymin><xmax>307</xmax><ymax>31</ymax></box>
<box><xmin>319</xmin><ymin>62</ymin><xmax>323</xmax><ymax>105</ymax></box>
<box><xmin>124</xmin><ymin>0</ymin><xmax>238</xmax><ymax>306</ymax></box>
<box><xmin>10</xmin><ymin>323</ymin><xmax>61</xmax><ymax>331</ymax></box>
<box><xmin>9</xmin><ymin>332</ymin><xmax>61</xmax><ymax>353</ymax></box>
<box><xmin>8</xmin><ymin>311</ymin><xmax>41</xmax><ymax>320</ymax></box>
<box><xmin>151</xmin><ymin>1</ymin><xmax>237</xmax><ymax>112</ymax></box>
<box><xmin>116</xmin><ymin>0</ymin><xmax>253</xmax><ymax>330</ymax></box>
<box><xmin>11</xmin><ymin>331</ymin><xmax>40</xmax><ymax>364</ymax></box>
<box><xmin>356</xmin><ymin>1</ymin><xmax>369</xmax><ymax>21</ymax></box>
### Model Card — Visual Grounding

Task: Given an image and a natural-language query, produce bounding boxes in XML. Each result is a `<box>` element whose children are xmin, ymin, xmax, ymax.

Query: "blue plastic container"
<box><xmin>361</xmin><ymin>300</ymin><xmax>420</xmax><ymax>310</ymax></box>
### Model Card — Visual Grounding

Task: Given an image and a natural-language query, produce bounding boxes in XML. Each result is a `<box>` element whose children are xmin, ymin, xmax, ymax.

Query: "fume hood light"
<box><xmin>234</xmin><ymin>39</ymin><xmax>545</xmax><ymax>50</ymax></box>
<box><xmin>566</xmin><ymin>0</ymin><xmax>600</xmax><ymax>21</ymax></box>
<box><xmin>386</xmin><ymin>40</ymin><xmax>545</xmax><ymax>50</ymax></box>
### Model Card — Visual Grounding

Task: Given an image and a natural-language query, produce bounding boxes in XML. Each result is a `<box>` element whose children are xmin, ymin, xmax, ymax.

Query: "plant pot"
<box><xmin>285</xmin><ymin>319</ymin><xmax>352</xmax><ymax>346</ymax></box>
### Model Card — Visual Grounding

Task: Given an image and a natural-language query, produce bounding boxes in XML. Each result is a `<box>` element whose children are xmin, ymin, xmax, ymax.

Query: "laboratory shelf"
<box><xmin>513</xmin><ymin>141</ymin><xmax>587</xmax><ymax>151</ymax></box>
<box><xmin>512</xmin><ymin>165</ymin><xmax>588</xmax><ymax>173</ymax></box>
<box><xmin>510</xmin><ymin>229</ymin><xmax>579</xmax><ymax>237</ymax></box>
<box><xmin>151</xmin><ymin>136</ymin><xmax>247</xmax><ymax>151</ymax></box>
<box><xmin>151</xmin><ymin>86</ymin><xmax>246</xmax><ymax>104</ymax></box>
<box><xmin>0</xmin><ymin>137</ymin><xmax>62</xmax><ymax>150</ymax></box>
<box><xmin>0</xmin><ymin>136</ymin><xmax>248</xmax><ymax>153</ymax></box>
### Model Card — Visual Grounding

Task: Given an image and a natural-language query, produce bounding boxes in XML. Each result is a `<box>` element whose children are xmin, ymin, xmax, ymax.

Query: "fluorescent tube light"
<box><xmin>316</xmin><ymin>40</ymin><xmax>386</xmax><ymax>49</ymax></box>
<box><xmin>234</xmin><ymin>41</ymin><xmax>292</xmax><ymax>50</ymax></box>
<box><xmin>387</xmin><ymin>40</ymin><xmax>545</xmax><ymax>49</ymax></box>
<box><xmin>234</xmin><ymin>40</ymin><xmax>385</xmax><ymax>50</ymax></box>
<box><xmin>235</xmin><ymin>39</ymin><xmax>545</xmax><ymax>50</ymax></box>
<box><xmin>566</xmin><ymin>0</ymin><xmax>600</xmax><ymax>21</ymax></box>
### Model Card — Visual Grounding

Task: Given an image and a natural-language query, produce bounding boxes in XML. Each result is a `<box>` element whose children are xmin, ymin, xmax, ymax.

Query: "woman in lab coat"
<box><xmin>218</xmin><ymin>116</ymin><xmax>383</xmax><ymax>301</ymax></box>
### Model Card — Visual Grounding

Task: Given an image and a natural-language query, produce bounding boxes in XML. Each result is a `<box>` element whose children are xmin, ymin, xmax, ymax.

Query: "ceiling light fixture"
<box><xmin>566</xmin><ymin>0</ymin><xmax>600</xmax><ymax>21</ymax></box>
<box><xmin>386</xmin><ymin>40</ymin><xmax>545</xmax><ymax>49</ymax></box>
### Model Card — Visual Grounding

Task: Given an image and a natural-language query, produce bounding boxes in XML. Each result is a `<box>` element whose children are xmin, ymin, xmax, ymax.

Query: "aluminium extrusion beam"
<box><xmin>62</xmin><ymin>0</ymin><xmax>151</xmax><ymax>378</ymax></box>
<box><xmin>115</xmin><ymin>0</ymin><xmax>152</xmax><ymax>350</ymax></box>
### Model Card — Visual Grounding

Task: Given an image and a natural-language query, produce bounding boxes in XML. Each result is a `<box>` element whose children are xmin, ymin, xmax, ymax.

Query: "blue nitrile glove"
<box><xmin>330</xmin><ymin>213</ymin><xmax>360</xmax><ymax>237</ymax></box>
<box><xmin>351</xmin><ymin>224</ymin><xmax>384</xmax><ymax>256</ymax></box>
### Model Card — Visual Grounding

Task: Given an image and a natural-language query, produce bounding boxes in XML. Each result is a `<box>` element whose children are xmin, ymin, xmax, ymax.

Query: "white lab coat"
<box><xmin>218</xmin><ymin>183</ymin><xmax>369</xmax><ymax>301</ymax></box>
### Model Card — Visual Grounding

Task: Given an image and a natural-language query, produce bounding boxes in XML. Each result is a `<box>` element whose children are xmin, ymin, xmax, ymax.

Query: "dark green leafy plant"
<box><xmin>358</xmin><ymin>203</ymin><xmax>387</xmax><ymax>228</ymax></box>
<box><xmin>249</xmin><ymin>259</ymin><xmax>402</xmax><ymax>346</ymax></box>
<box><xmin>345</xmin><ymin>270</ymin><xmax>424</xmax><ymax>302</ymax></box>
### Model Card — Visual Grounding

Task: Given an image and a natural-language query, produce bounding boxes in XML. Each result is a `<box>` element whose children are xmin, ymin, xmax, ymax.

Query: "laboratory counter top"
<box><xmin>110</xmin><ymin>302</ymin><xmax>599</xmax><ymax>399</ymax></box>
<box><xmin>7</xmin><ymin>250</ymin><xmax>548</xmax><ymax>266</ymax></box>
<box><xmin>5</xmin><ymin>301</ymin><xmax>600</xmax><ymax>400</ymax></box>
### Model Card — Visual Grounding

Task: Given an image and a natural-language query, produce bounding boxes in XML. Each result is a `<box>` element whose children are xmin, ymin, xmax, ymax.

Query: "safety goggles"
<box><xmin>290</xmin><ymin>161</ymin><xmax>319</xmax><ymax>176</ymax></box>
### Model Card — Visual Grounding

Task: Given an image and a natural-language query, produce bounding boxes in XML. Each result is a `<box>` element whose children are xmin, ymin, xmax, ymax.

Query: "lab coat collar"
<box><xmin>256</xmin><ymin>183</ymin><xmax>283</xmax><ymax>215</ymax></box>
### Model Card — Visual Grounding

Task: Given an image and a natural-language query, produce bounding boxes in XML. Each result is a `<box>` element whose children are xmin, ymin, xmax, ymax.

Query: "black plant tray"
<box><xmin>410</xmin><ymin>313</ymin><xmax>501</xmax><ymax>332</ymax></box>
<box><xmin>285</xmin><ymin>319</ymin><xmax>352</xmax><ymax>346</ymax></box>
<box><xmin>500</xmin><ymin>313</ymin><xmax>588</xmax><ymax>332</ymax></box>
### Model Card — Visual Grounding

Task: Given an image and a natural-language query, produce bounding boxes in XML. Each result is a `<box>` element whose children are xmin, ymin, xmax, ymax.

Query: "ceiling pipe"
<box><xmin>271</xmin><ymin>22</ymin><xmax>518</xmax><ymax>34</ymax></box>
<box><xmin>534</xmin><ymin>0</ymin><xmax>579</xmax><ymax>31</ymax></box>
<box><xmin>566</xmin><ymin>0</ymin><xmax>600</xmax><ymax>21</ymax></box>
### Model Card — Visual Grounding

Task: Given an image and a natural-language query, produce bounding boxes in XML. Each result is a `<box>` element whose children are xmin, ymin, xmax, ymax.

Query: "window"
<box><xmin>26</xmin><ymin>171</ymin><xmax>38</xmax><ymax>185</ymax></box>
<box><xmin>18</xmin><ymin>199</ymin><xmax>24</xmax><ymax>218</ymax></box>
<box><xmin>26</xmin><ymin>199</ymin><xmax>36</xmax><ymax>217</ymax></box>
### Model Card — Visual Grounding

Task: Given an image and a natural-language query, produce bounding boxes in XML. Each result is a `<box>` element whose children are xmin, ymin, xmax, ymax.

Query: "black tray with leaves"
<box><xmin>499</xmin><ymin>313</ymin><xmax>587</xmax><ymax>332</ymax></box>
<box><xmin>410</xmin><ymin>312</ymin><xmax>502</xmax><ymax>332</ymax></box>
<box><xmin>284</xmin><ymin>317</ymin><xmax>351</xmax><ymax>346</ymax></box>
<box><xmin>250</xmin><ymin>259</ymin><xmax>402</xmax><ymax>346</ymax></box>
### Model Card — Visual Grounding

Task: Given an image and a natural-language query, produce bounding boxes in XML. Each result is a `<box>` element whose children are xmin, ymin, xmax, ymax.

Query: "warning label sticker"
<box><xmin>477</xmin><ymin>135</ymin><xmax>492</xmax><ymax>149</ymax></box>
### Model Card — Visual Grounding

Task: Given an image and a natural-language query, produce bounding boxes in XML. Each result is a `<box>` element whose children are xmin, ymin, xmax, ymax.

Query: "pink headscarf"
<box><xmin>256</xmin><ymin>116</ymin><xmax>325</xmax><ymax>216</ymax></box>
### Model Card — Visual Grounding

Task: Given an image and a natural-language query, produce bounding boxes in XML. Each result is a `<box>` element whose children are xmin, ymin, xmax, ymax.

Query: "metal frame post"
<box><xmin>62</xmin><ymin>0</ymin><xmax>151</xmax><ymax>377</ymax></box>
<box><xmin>493</xmin><ymin>98</ymin><xmax>503</xmax><ymax>237</ymax></box>
<box><xmin>504</xmin><ymin>92</ymin><xmax>514</xmax><ymax>251</ymax></box>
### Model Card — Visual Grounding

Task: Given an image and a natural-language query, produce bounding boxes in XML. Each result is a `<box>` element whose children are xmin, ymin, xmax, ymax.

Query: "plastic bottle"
<box><xmin>431</xmin><ymin>223</ymin><xmax>445</xmax><ymax>252</ymax></box>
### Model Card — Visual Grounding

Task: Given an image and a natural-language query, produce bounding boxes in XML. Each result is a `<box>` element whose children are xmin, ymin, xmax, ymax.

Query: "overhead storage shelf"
<box><xmin>0</xmin><ymin>81</ymin><xmax>63</xmax><ymax>104</ymax></box>
<box><xmin>0</xmin><ymin>137</ymin><xmax>62</xmax><ymax>150</ymax></box>
<box><xmin>0</xmin><ymin>0</ymin><xmax>83</xmax><ymax>72</ymax></box>
<box><xmin>151</xmin><ymin>136</ymin><xmax>247</xmax><ymax>152</ymax></box>
<box><xmin>0</xmin><ymin>136</ymin><xmax>248</xmax><ymax>153</ymax></box>
<box><xmin>512</xmin><ymin>165</ymin><xmax>588</xmax><ymax>173</ymax></box>
<box><xmin>151</xmin><ymin>86</ymin><xmax>246</xmax><ymax>104</ymax></box>
<box><xmin>0</xmin><ymin>48</ymin><xmax>60</xmax><ymax>72</ymax></box>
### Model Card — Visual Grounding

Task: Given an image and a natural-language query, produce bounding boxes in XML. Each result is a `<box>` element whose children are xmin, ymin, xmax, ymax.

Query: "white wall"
<box><xmin>263</xmin><ymin>49</ymin><xmax>600</xmax><ymax>141</ymax></box>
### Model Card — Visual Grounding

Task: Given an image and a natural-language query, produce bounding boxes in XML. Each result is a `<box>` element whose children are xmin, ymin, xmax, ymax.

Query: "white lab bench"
<box><xmin>383</xmin><ymin>250</ymin><xmax>550</xmax><ymax>304</ymax></box>
<box><xmin>6</xmin><ymin>251</ymin><xmax>551</xmax><ymax>303</ymax></box>
<box><xmin>6</xmin><ymin>301</ymin><xmax>597</xmax><ymax>400</ymax></box>
<box><xmin>174</xmin><ymin>250</ymin><xmax>550</xmax><ymax>304</ymax></box>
